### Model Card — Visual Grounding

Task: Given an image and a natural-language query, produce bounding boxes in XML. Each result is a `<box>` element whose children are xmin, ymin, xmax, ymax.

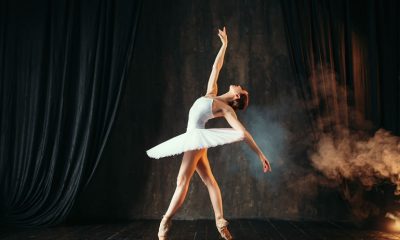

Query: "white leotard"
<box><xmin>186</xmin><ymin>96</ymin><xmax>215</xmax><ymax>131</ymax></box>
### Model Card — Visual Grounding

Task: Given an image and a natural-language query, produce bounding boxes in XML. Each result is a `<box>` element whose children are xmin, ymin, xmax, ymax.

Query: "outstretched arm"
<box><xmin>206</xmin><ymin>27</ymin><xmax>228</xmax><ymax>97</ymax></box>
<box><xmin>223</xmin><ymin>107</ymin><xmax>272</xmax><ymax>173</ymax></box>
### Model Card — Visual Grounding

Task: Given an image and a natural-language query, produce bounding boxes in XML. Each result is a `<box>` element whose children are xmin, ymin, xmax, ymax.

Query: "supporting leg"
<box><xmin>195</xmin><ymin>149</ymin><xmax>224</xmax><ymax>220</ymax></box>
<box><xmin>195</xmin><ymin>149</ymin><xmax>233</xmax><ymax>240</ymax></box>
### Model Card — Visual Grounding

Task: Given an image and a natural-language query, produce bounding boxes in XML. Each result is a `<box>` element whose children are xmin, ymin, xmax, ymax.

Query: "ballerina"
<box><xmin>146</xmin><ymin>26</ymin><xmax>272</xmax><ymax>240</ymax></box>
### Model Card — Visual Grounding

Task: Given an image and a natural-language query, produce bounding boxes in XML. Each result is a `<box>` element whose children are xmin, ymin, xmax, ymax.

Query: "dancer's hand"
<box><xmin>218</xmin><ymin>26</ymin><xmax>228</xmax><ymax>46</ymax></box>
<box><xmin>259</xmin><ymin>153</ymin><xmax>272</xmax><ymax>173</ymax></box>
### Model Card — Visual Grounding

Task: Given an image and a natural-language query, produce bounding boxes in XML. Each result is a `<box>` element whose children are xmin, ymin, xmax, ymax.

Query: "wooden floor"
<box><xmin>1</xmin><ymin>219</ymin><xmax>400</xmax><ymax>240</ymax></box>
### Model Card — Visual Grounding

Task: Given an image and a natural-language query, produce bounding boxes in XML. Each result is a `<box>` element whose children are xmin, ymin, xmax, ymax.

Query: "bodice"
<box><xmin>186</xmin><ymin>97</ymin><xmax>215</xmax><ymax>131</ymax></box>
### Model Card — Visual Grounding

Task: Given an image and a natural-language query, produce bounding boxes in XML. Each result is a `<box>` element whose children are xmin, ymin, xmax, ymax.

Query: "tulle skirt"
<box><xmin>146</xmin><ymin>128</ymin><xmax>245</xmax><ymax>159</ymax></box>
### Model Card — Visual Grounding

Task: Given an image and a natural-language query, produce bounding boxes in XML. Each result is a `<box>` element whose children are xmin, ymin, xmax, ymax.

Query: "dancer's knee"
<box><xmin>176</xmin><ymin>174</ymin><xmax>191</xmax><ymax>188</ymax></box>
<box><xmin>202</xmin><ymin>176</ymin><xmax>217</xmax><ymax>188</ymax></box>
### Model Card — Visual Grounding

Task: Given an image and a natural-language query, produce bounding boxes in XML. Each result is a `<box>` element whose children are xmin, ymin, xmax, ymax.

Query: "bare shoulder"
<box><xmin>203</xmin><ymin>95</ymin><xmax>233</xmax><ymax>117</ymax></box>
<box><xmin>214</xmin><ymin>99</ymin><xmax>231</xmax><ymax>111</ymax></box>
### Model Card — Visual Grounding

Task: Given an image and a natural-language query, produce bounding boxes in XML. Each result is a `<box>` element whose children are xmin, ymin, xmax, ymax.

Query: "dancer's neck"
<box><xmin>215</xmin><ymin>92</ymin><xmax>235</xmax><ymax>104</ymax></box>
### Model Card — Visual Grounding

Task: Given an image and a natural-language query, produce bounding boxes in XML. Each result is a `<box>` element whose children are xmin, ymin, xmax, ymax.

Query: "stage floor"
<box><xmin>1</xmin><ymin>219</ymin><xmax>400</xmax><ymax>240</ymax></box>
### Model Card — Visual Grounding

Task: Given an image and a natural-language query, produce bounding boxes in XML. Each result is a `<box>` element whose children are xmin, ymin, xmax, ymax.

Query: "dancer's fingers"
<box><xmin>267</xmin><ymin>161</ymin><xmax>272</xmax><ymax>172</ymax></box>
<box><xmin>263</xmin><ymin>160</ymin><xmax>271</xmax><ymax>173</ymax></box>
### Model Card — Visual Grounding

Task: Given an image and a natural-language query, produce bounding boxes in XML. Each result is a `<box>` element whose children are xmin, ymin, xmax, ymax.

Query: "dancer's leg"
<box><xmin>195</xmin><ymin>149</ymin><xmax>224</xmax><ymax>221</ymax></box>
<box><xmin>163</xmin><ymin>149</ymin><xmax>205</xmax><ymax>219</ymax></box>
<box><xmin>196</xmin><ymin>150</ymin><xmax>233</xmax><ymax>239</ymax></box>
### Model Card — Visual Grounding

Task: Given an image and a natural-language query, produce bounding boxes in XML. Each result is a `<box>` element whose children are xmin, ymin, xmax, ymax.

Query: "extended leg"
<box><xmin>158</xmin><ymin>149</ymin><xmax>204</xmax><ymax>239</ymax></box>
<box><xmin>163</xmin><ymin>149</ymin><xmax>205</xmax><ymax>219</ymax></box>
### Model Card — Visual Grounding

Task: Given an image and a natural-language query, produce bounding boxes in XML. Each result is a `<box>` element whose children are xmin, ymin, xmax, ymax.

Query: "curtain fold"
<box><xmin>280</xmin><ymin>0</ymin><xmax>400</xmax><ymax>136</ymax></box>
<box><xmin>0</xmin><ymin>0</ymin><xmax>143</xmax><ymax>226</ymax></box>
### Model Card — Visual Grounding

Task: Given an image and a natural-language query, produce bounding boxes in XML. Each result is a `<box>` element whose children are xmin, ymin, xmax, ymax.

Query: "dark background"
<box><xmin>1</xmin><ymin>0</ymin><xmax>398</xmax><ymax>227</ymax></box>
<box><xmin>67</xmin><ymin>0</ymin><xmax>349</xmax><ymax>222</ymax></box>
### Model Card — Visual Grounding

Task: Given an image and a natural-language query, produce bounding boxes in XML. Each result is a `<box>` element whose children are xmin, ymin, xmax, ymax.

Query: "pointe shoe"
<box><xmin>216</xmin><ymin>218</ymin><xmax>233</xmax><ymax>240</ymax></box>
<box><xmin>158</xmin><ymin>215</ymin><xmax>172</xmax><ymax>240</ymax></box>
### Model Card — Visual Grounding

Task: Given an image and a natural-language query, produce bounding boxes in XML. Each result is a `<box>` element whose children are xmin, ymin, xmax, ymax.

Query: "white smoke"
<box><xmin>306</xmin><ymin>64</ymin><xmax>400</xmax><ymax>220</ymax></box>
<box><xmin>310</xmin><ymin>127</ymin><xmax>400</xmax><ymax>194</ymax></box>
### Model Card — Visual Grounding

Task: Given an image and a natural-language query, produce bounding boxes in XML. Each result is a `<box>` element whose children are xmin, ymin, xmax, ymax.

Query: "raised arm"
<box><xmin>206</xmin><ymin>27</ymin><xmax>228</xmax><ymax>97</ymax></box>
<box><xmin>223</xmin><ymin>107</ymin><xmax>272</xmax><ymax>173</ymax></box>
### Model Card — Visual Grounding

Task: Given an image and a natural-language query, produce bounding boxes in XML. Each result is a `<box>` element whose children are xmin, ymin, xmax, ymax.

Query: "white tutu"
<box><xmin>146</xmin><ymin>128</ymin><xmax>245</xmax><ymax>159</ymax></box>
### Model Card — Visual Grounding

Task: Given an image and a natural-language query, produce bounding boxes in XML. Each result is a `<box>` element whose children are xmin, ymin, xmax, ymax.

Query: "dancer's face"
<box><xmin>229</xmin><ymin>85</ymin><xmax>243</xmax><ymax>94</ymax></box>
<box><xmin>229</xmin><ymin>85</ymin><xmax>247</xmax><ymax>100</ymax></box>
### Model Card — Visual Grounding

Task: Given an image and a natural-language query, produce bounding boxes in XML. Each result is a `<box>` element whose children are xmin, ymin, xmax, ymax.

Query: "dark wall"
<box><xmin>67</xmin><ymin>0</ymin><xmax>349</xmax><ymax>222</ymax></box>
